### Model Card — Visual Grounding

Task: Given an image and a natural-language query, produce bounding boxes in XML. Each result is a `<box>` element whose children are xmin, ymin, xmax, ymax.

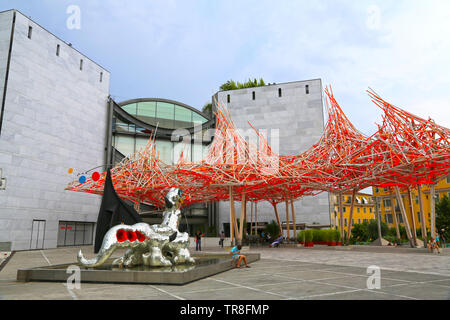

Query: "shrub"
<box><xmin>304</xmin><ymin>230</ymin><xmax>313</xmax><ymax>243</ymax></box>
<box><xmin>264</xmin><ymin>220</ymin><xmax>280</xmax><ymax>239</ymax></box>
<box><xmin>335</xmin><ymin>229</ymin><xmax>341</xmax><ymax>242</ymax></box>
<box><xmin>297</xmin><ymin>230</ymin><xmax>305</xmax><ymax>242</ymax></box>
<box><xmin>312</xmin><ymin>229</ymin><xmax>322</xmax><ymax>242</ymax></box>
<box><xmin>323</xmin><ymin>229</ymin><xmax>331</xmax><ymax>242</ymax></box>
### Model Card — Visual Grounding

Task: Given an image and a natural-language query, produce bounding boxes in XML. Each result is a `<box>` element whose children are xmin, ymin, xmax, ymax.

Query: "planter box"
<box><xmin>328</xmin><ymin>242</ymin><xmax>336</xmax><ymax>246</ymax></box>
<box><xmin>336</xmin><ymin>241</ymin><xmax>342</xmax><ymax>246</ymax></box>
<box><xmin>305</xmin><ymin>242</ymin><xmax>314</xmax><ymax>247</ymax></box>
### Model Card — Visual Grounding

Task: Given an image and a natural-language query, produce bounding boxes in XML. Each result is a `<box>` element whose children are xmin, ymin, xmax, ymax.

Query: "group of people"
<box><xmin>428</xmin><ymin>229</ymin><xmax>446</xmax><ymax>254</ymax></box>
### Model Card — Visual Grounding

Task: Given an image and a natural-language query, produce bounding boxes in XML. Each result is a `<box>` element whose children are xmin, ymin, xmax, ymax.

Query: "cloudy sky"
<box><xmin>2</xmin><ymin>0</ymin><xmax>450</xmax><ymax>136</ymax></box>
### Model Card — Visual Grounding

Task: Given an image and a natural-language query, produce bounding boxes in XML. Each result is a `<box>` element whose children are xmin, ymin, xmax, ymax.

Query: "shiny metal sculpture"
<box><xmin>78</xmin><ymin>188</ymin><xmax>195</xmax><ymax>268</ymax></box>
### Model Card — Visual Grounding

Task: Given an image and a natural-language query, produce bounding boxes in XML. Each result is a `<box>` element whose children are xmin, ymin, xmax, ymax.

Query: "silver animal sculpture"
<box><xmin>77</xmin><ymin>188</ymin><xmax>195</xmax><ymax>268</ymax></box>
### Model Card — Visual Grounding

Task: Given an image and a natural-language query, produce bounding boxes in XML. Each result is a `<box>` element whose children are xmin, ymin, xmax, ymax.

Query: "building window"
<box><xmin>56</xmin><ymin>44</ymin><xmax>60</xmax><ymax>56</ymax></box>
<box><xmin>278</xmin><ymin>88</ymin><xmax>282</xmax><ymax>97</ymax></box>
<box><xmin>344</xmin><ymin>218</ymin><xmax>347</xmax><ymax>227</ymax></box>
<box><xmin>447</xmin><ymin>175</ymin><xmax>450</xmax><ymax>184</ymax></box>
<box><xmin>383</xmin><ymin>198</ymin><xmax>391</xmax><ymax>207</ymax></box>
<box><xmin>417</xmin><ymin>213</ymin><xmax>421</xmax><ymax>222</ymax></box>
<box><xmin>227</xmin><ymin>94</ymin><xmax>230</xmax><ymax>103</ymax></box>
<box><xmin>357</xmin><ymin>207</ymin><xmax>360</xmax><ymax>213</ymax></box>
<box><xmin>28</xmin><ymin>26</ymin><xmax>33</xmax><ymax>39</ymax></box>
<box><xmin>375</xmin><ymin>187</ymin><xmax>379</xmax><ymax>193</ymax></box>
<box><xmin>252</xmin><ymin>91</ymin><xmax>255</xmax><ymax>100</ymax></box>
<box><xmin>305</xmin><ymin>84</ymin><xmax>309</xmax><ymax>94</ymax></box>
<box><xmin>80</xmin><ymin>59</ymin><xmax>83</xmax><ymax>70</ymax></box>
<box><xmin>100</xmin><ymin>72</ymin><xmax>103</xmax><ymax>82</ymax></box>
<box><xmin>364</xmin><ymin>207</ymin><xmax>367</xmax><ymax>213</ymax></box>
<box><xmin>369</xmin><ymin>208</ymin><xmax>372</xmax><ymax>213</ymax></box>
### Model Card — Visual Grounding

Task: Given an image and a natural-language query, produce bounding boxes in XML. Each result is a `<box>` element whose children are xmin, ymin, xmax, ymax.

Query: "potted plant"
<box><xmin>328</xmin><ymin>229</ymin><xmax>337</xmax><ymax>246</ymax></box>
<box><xmin>297</xmin><ymin>230</ymin><xmax>305</xmax><ymax>244</ymax></box>
<box><xmin>336</xmin><ymin>229</ymin><xmax>343</xmax><ymax>246</ymax></box>
<box><xmin>323</xmin><ymin>229</ymin><xmax>330</xmax><ymax>245</ymax></box>
<box><xmin>304</xmin><ymin>230</ymin><xmax>314</xmax><ymax>247</ymax></box>
<box><xmin>312</xmin><ymin>229</ymin><xmax>321</xmax><ymax>244</ymax></box>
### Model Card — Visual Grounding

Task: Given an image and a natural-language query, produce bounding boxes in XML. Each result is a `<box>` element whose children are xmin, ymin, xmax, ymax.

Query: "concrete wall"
<box><xmin>214</xmin><ymin>79</ymin><xmax>331</xmax><ymax>236</ymax></box>
<box><xmin>0</xmin><ymin>10</ymin><xmax>13</xmax><ymax>125</ymax></box>
<box><xmin>0</xmin><ymin>10</ymin><xmax>110</xmax><ymax>250</ymax></box>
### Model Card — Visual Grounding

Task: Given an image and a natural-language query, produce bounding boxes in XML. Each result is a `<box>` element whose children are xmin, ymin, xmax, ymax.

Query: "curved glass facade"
<box><xmin>120</xmin><ymin>100</ymin><xmax>208</xmax><ymax>130</ymax></box>
<box><xmin>112</xmin><ymin>99</ymin><xmax>211</xmax><ymax>164</ymax></box>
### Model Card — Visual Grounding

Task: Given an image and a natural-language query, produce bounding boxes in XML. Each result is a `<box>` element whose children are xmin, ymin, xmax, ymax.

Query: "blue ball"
<box><xmin>78</xmin><ymin>176</ymin><xmax>86</xmax><ymax>184</ymax></box>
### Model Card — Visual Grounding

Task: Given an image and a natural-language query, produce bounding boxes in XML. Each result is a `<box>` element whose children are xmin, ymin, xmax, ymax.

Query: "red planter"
<box><xmin>328</xmin><ymin>241</ymin><xmax>336</xmax><ymax>246</ymax></box>
<box><xmin>299</xmin><ymin>241</ymin><xmax>304</xmax><ymax>244</ymax></box>
<box><xmin>305</xmin><ymin>242</ymin><xmax>314</xmax><ymax>247</ymax></box>
<box><xmin>336</xmin><ymin>241</ymin><xmax>342</xmax><ymax>246</ymax></box>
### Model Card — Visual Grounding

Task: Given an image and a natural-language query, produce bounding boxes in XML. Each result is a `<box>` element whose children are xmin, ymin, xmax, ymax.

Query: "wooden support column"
<box><xmin>272</xmin><ymin>203</ymin><xmax>283</xmax><ymax>236</ymax></box>
<box><xmin>394</xmin><ymin>186</ymin><xmax>414</xmax><ymax>247</ymax></box>
<box><xmin>417</xmin><ymin>185</ymin><xmax>427</xmax><ymax>247</ymax></box>
<box><xmin>250</xmin><ymin>201</ymin><xmax>253</xmax><ymax>235</ymax></box>
<box><xmin>346</xmin><ymin>189</ymin><xmax>356</xmax><ymax>244</ymax></box>
<box><xmin>290</xmin><ymin>199</ymin><xmax>297</xmax><ymax>241</ymax></box>
<box><xmin>389</xmin><ymin>190</ymin><xmax>401</xmax><ymax>242</ymax></box>
<box><xmin>239</xmin><ymin>193</ymin><xmax>246</xmax><ymax>244</ymax></box>
<box><xmin>229</xmin><ymin>187</ymin><xmax>239</xmax><ymax>245</ymax></box>
<box><xmin>430</xmin><ymin>183</ymin><xmax>436</xmax><ymax>240</ymax></box>
<box><xmin>407</xmin><ymin>187</ymin><xmax>417</xmax><ymax>246</ymax></box>
<box><xmin>255</xmin><ymin>202</ymin><xmax>258</xmax><ymax>235</ymax></box>
<box><xmin>338</xmin><ymin>193</ymin><xmax>344</xmax><ymax>241</ymax></box>
<box><xmin>285</xmin><ymin>200</ymin><xmax>290</xmax><ymax>242</ymax></box>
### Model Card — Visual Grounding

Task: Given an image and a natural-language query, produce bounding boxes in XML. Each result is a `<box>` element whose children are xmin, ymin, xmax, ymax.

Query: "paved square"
<box><xmin>0</xmin><ymin>246</ymin><xmax>449</xmax><ymax>300</ymax></box>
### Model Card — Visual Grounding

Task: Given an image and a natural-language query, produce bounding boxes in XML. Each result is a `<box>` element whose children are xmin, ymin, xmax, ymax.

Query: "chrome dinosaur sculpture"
<box><xmin>77</xmin><ymin>188</ymin><xmax>195</xmax><ymax>268</ymax></box>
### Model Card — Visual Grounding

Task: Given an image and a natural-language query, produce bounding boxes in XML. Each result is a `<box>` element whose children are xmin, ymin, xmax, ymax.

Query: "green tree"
<box><xmin>436</xmin><ymin>194</ymin><xmax>450</xmax><ymax>241</ymax></box>
<box><xmin>219</xmin><ymin>78</ymin><xmax>267</xmax><ymax>91</ymax></box>
<box><xmin>202</xmin><ymin>102</ymin><xmax>212</xmax><ymax>118</ymax></box>
<box><xmin>264</xmin><ymin>220</ymin><xmax>280</xmax><ymax>239</ymax></box>
<box><xmin>367</xmin><ymin>219</ymin><xmax>388</xmax><ymax>240</ymax></box>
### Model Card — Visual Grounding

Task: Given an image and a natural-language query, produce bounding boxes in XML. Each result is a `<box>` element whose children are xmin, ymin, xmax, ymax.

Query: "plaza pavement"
<box><xmin>0</xmin><ymin>245</ymin><xmax>449</xmax><ymax>300</ymax></box>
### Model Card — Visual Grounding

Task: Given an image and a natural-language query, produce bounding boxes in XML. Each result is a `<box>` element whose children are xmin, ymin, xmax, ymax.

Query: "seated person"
<box><xmin>270</xmin><ymin>235</ymin><xmax>284</xmax><ymax>247</ymax></box>
<box><xmin>230</xmin><ymin>244</ymin><xmax>250</xmax><ymax>268</ymax></box>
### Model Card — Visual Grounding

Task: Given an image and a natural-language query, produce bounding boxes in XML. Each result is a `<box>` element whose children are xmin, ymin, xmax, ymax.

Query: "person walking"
<box><xmin>219</xmin><ymin>231</ymin><xmax>225</xmax><ymax>248</ymax></box>
<box><xmin>195</xmin><ymin>230</ymin><xmax>204</xmax><ymax>251</ymax></box>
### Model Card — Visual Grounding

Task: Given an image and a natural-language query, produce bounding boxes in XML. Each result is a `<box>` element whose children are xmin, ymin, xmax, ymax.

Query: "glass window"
<box><xmin>115</xmin><ymin>135</ymin><xmax>135</xmax><ymax>156</ymax></box>
<box><xmin>192</xmin><ymin>142</ymin><xmax>204</xmax><ymax>162</ymax></box>
<box><xmin>155</xmin><ymin>102</ymin><xmax>174</xmax><ymax>128</ymax></box>
<box><xmin>136</xmin><ymin>136</ymin><xmax>150</xmax><ymax>152</ymax></box>
<box><xmin>155</xmin><ymin>140</ymin><xmax>173</xmax><ymax>164</ymax></box>
<box><xmin>122</xmin><ymin>103</ymin><xmax>137</xmax><ymax>115</ymax></box>
<box><xmin>192</xmin><ymin>112</ymin><xmax>207</xmax><ymax>125</ymax></box>
<box><xmin>383</xmin><ymin>199</ymin><xmax>391</xmax><ymax>207</ymax></box>
<box><xmin>174</xmin><ymin>105</ymin><xmax>193</xmax><ymax>128</ymax></box>
<box><xmin>137</xmin><ymin>101</ymin><xmax>157</xmax><ymax>126</ymax></box>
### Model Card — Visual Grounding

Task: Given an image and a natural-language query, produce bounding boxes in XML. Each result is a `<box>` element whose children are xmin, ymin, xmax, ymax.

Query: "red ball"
<box><xmin>92</xmin><ymin>172</ymin><xmax>100</xmax><ymax>181</ymax></box>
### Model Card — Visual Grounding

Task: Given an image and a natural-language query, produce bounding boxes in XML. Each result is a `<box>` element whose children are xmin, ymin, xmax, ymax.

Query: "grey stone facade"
<box><xmin>213</xmin><ymin>80</ymin><xmax>331</xmax><ymax>236</ymax></box>
<box><xmin>0</xmin><ymin>10</ymin><xmax>110</xmax><ymax>250</ymax></box>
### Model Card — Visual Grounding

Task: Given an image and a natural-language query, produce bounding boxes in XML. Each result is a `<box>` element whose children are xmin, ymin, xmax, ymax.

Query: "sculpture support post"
<box><xmin>407</xmin><ymin>187</ymin><xmax>417</xmax><ymax>246</ymax></box>
<box><xmin>394</xmin><ymin>186</ymin><xmax>414</xmax><ymax>247</ymax></box>
<box><xmin>389</xmin><ymin>190</ymin><xmax>401</xmax><ymax>242</ymax></box>
<box><xmin>417</xmin><ymin>185</ymin><xmax>427</xmax><ymax>247</ymax></box>
<box><xmin>346</xmin><ymin>189</ymin><xmax>356</xmax><ymax>244</ymax></box>
<box><xmin>338</xmin><ymin>193</ymin><xmax>344</xmax><ymax>241</ymax></box>
<box><xmin>290</xmin><ymin>199</ymin><xmax>297</xmax><ymax>241</ymax></box>
<box><xmin>272</xmin><ymin>203</ymin><xmax>283</xmax><ymax>236</ymax></box>
<box><xmin>430</xmin><ymin>183</ymin><xmax>436</xmax><ymax>240</ymax></box>
<box><xmin>239</xmin><ymin>193</ymin><xmax>246</xmax><ymax>245</ymax></box>
<box><xmin>285</xmin><ymin>200</ymin><xmax>290</xmax><ymax>242</ymax></box>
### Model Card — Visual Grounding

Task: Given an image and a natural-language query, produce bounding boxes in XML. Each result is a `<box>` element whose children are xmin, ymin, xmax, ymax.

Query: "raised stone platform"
<box><xmin>16</xmin><ymin>252</ymin><xmax>260</xmax><ymax>285</ymax></box>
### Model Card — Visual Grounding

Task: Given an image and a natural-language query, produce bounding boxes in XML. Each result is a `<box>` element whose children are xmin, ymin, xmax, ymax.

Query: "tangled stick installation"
<box><xmin>66</xmin><ymin>87</ymin><xmax>450</xmax><ymax>218</ymax></box>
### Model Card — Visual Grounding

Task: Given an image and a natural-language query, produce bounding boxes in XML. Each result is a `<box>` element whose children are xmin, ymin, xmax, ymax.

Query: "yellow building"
<box><xmin>372</xmin><ymin>176</ymin><xmax>450</xmax><ymax>232</ymax></box>
<box><xmin>329</xmin><ymin>192</ymin><xmax>376</xmax><ymax>228</ymax></box>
